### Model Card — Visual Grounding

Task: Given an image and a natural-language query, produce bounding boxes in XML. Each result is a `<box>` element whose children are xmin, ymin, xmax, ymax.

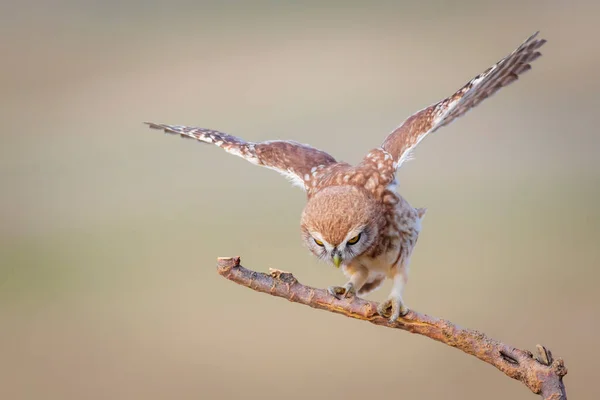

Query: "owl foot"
<box><xmin>377</xmin><ymin>297</ymin><xmax>409</xmax><ymax>323</ymax></box>
<box><xmin>327</xmin><ymin>282</ymin><xmax>356</xmax><ymax>300</ymax></box>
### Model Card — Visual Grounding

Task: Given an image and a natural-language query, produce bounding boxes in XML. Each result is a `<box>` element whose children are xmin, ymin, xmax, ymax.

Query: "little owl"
<box><xmin>147</xmin><ymin>32</ymin><xmax>546</xmax><ymax>321</ymax></box>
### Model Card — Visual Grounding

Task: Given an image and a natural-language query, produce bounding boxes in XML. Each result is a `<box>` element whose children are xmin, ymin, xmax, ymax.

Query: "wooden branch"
<box><xmin>217</xmin><ymin>257</ymin><xmax>568</xmax><ymax>400</ymax></box>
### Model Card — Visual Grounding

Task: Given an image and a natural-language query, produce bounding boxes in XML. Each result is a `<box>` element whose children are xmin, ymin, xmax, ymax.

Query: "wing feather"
<box><xmin>381</xmin><ymin>32</ymin><xmax>547</xmax><ymax>168</ymax></box>
<box><xmin>145</xmin><ymin>123</ymin><xmax>337</xmax><ymax>190</ymax></box>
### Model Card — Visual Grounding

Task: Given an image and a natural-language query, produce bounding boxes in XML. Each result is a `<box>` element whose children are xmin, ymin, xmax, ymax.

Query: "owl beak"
<box><xmin>332</xmin><ymin>253</ymin><xmax>342</xmax><ymax>268</ymax></box>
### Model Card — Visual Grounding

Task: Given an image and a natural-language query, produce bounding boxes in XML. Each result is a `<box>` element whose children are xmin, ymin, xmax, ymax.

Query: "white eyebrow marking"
<box><xmin>341</xmin><ymin>226</ymin><xmax>366</xmax><ymax>246</ymax></box>
<box><xmin>309</xmin><ymin>231</ymin><xmax>334</xmax><ymax>251</ymax></box>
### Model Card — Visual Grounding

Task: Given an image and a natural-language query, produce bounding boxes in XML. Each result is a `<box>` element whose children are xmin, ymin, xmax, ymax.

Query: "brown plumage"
<box><xmin>146</xmin><ymin>32</ymin><xmax>546</xmax><ymax>321</ymax></box>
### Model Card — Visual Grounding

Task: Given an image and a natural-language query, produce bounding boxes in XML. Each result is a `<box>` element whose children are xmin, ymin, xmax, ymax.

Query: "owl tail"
<box><xmin>416</xmin><ymin>207</ymin><xmax>427</xmax><ymax>219</ymax></box>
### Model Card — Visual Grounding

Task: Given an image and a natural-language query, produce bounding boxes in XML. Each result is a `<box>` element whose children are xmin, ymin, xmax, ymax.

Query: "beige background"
<box><xmin>1</xmin><ymin>1</ymin><xmax>598</xmax><ymax>399</ymax></box>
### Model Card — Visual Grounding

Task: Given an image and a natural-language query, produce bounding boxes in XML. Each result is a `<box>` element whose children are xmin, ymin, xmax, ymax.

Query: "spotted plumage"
<box><xmin>146</xmin><ymin>32</ymin><xmax>546</xmax><ymax>321</ymax></box>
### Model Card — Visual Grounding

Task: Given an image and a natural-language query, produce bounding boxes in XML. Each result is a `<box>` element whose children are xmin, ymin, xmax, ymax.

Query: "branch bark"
<box><xmin>217</xmin><ymin>257</ymin><xmax>568</xmax><ymax>400</ymax></box>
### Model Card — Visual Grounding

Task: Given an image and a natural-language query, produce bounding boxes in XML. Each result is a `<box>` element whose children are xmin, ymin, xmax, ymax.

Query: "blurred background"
<box><xmin>1</xmin><ymin>1</ymin><xmax>598</xmax><ymax>399</ymax></box>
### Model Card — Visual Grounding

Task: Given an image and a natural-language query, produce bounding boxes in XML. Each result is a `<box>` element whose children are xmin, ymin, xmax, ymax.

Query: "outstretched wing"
<box><xmin>146</xmin><ymin>123</ymin><xmax>337</xmax><ymax>189</ymax></box>
<box><xmin>381</xmin><ymin>31</ymin><xmax>546</xmax><ymax>169</ymax></box>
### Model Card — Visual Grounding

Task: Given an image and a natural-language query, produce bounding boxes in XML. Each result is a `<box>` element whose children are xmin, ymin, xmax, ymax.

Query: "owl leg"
<box><xmin>357</xmin><ymin>277</ymin><xmax>385</xmax><ymax>296</ymax></box>
<box><xmin>377</xmin><ymin>267</ymin><xmax>409</xmax><ymax>322</ymax></box>
<box><xmin>328</xmin><ymin>264</ymin><xmax>368</xmax><ymax>300</ymax></box>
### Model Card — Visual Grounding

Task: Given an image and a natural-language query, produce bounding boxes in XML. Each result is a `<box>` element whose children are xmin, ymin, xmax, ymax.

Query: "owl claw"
<box><xmin>377</xmin><ymin>297</ymin><xmax>409</xmax><ymax>322</ymax></box>
<box><xmin>327</xmin><ymin>283</ymin><xmax>356</xmax><ymax>300</ymax></box>
<box><xmin>327</xmin><ymin>286</ymin><xmax>344</xmax><ymax>299</ymax></box>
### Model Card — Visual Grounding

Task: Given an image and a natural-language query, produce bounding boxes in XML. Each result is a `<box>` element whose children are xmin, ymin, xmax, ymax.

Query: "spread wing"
<box><xmin>146</xmin><ymin>123</ymin><xmax>337</xmax><ymax>189</ymax></box>
<box><xmin>381</xmin><ymin>31</ymin><xmax>546</xmax><ymax>169</ymax></box>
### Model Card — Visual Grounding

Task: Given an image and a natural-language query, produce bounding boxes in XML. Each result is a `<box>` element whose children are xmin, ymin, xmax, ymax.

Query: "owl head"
<box><xmin>300</xmin><ymin>185</ymin><xmax>386</xmax><ymax>268</ymax></box>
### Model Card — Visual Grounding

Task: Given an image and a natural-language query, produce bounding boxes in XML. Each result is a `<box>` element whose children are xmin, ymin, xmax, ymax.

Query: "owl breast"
<box><xmin>363</xmin><ymin>196</ymin><xmax>422</xmax><ymax>276</ymax></box>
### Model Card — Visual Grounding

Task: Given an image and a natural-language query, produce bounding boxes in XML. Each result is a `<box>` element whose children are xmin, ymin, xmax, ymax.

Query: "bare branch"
<box><xmin>217</xmin><ymin>257</ymin><xmax>568</xmax><ymax>400</ymax></box>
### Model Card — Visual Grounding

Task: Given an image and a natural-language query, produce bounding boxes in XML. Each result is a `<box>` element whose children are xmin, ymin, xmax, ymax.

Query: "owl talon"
<box><xmin>327</xmin><ymin>283</ymin><xmax>356</xmax><ymax>300</ymax></box>
<box><xmin>377</xmin><ymin>298</ymin><xmax>409</xmax><ymax>322</ymax></box>
<box><xmin>343</xmin><ymin>282</ymin><xmax>356</xmax><ymax>298</ymax></box>
<box><xmin>328</xmin><ymin>286</ymin><xmax>344</xmax><ymax>299</ymax></box>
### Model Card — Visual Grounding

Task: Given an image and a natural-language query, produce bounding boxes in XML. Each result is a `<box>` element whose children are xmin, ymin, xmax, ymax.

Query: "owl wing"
<box><xmin>381</xmin><ymin>32</ymin><xmax>546</xmax><ymax>169</ymax></box>
<box><xmin>146</xmin><ymin>123</ymin><xmax>337</xmax><ymax>189</ymax></box>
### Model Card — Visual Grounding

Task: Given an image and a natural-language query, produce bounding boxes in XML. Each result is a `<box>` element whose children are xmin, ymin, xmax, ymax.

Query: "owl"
<box><xmin>147</xmin><ymin>32</ymin><xmax>546</xmax><ymax>322</ymax></box>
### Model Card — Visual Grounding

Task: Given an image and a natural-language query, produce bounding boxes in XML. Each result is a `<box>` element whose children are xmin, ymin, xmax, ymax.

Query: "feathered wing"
<box><xmin>146</xmin><ymin>123</ymin><xmax>337</xmax><ymax>189</ymax></box>
<box><xmin>381</xmin><ymin>31</ymin><xmax>547</xmax><ymax>169</ymax></box>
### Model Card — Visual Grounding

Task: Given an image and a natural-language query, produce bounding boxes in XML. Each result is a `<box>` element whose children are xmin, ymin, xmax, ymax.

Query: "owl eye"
<box><xmin>314</xmin><ymin>238</ymin><xmax>325</xmax><ymax>247</ymax></box>
<box><xmin>347</xmin><ymin>233</ymin><xmax>361</xmax><ymax>245</ymax></box>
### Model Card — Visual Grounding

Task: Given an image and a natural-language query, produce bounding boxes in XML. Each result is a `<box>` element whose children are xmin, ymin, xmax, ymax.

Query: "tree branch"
<box><xmin>216</xmin><ymin>257</ymin><xmax>568</xmax><ymax>400</ymax></box>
